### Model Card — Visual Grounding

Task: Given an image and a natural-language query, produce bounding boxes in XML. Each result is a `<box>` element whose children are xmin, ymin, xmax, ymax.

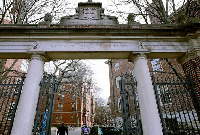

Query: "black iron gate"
<box><xmin>119</xmin><ymin>72</ymin><xmax>200</xmax><ymax>135</ymax></box>
<box><xmin>152</xmin><ymin>72</ymin><xmax>200</xmax><ymax>135</ymax></box>
<box><xmin>33</xmin><ymin>75</ymin><xmax>58</xmax><ymax>135</ymax></box>
<box><xmin>119</xmin><ymin>73</ymin><xmax>142</xmax><ymax>135</ymax></box>
<box><xmin>0</xmin><ymin>74</ymin><xmax>58</xmax><ymax>135</ymax></box>
<box><xmin>0</xmin><ymin>73</ymin><xmax>25</xmax><ymax>135</ymax></box>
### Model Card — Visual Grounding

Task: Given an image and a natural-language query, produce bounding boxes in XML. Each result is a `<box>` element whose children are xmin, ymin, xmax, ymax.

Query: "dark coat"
<box><xmin>57</xmin><ymin>125</ymin><xmax>68</xmax><ymax>135</ymax></box>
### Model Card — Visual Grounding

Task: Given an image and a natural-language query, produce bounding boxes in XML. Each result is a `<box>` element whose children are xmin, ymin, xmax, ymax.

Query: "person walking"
<box><xmin>57</xmin><ymin>123</ymin><xmax>68</xmax><ymax>135</ymax></box>
<box><xmin>82</xmin><ymin>125</ymin><xmax>90</xmax><ymax>135</ymax></box>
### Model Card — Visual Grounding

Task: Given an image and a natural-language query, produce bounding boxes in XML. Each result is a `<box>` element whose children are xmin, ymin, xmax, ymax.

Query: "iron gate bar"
<box><xmin>33</xmin><ymin>75</ymin><xmax>46</xmax><ymax>135</ymax></box>
<box><xmin>120</xmin><ymin>75</ymin><xmax>129</xmax><ymax>135</ymax></box>
<box><xmin>33</xmin><ymin>75</ymin><xmax>58</xmax><ymax>135</ymax></box>
<box><xmin>168</xmin><ymin>78</ymin><xmax>185</xmax><ymax>131</ymax></box>
<box><xmin>175</xmin><ymin>77</ymin><xmax>195</xmax><ymax>133</ymax></box>
<box><xmin>177</xmin><ymin>77</ymin><xmax>200</xmax><ymax>133</ymax></box>
<box><xmin>0</xmin><ymin>80</ymin><xmax>10</xmax><ymax>112</ymax></box>
<box><xmin>152</xmin><ymin>72</ymin><xmax>200</xmax><ymax>135</ymax></box>
<box><xmin>163</xmin><ymin>77</ymin><xmax>179</xmax><ymax>133</ymax></box>
<box><xmin>131</xmin><ymin>75</ymin><xmax>142</xmax><ymax>135</ymax></box>
<box><xmin>40</xmin><ymin>76</ymin><xmax>52</xmax><ymax>135</ymax></box>
<box><xmin>152</xmin><ymin>75</ymin><xmax>167</xmax><ymax>135</ymax></box>
<box><xmin>189</xmin><ymin>77</ymin><xmax>200</xmax><ymax>123</ymax></box>
<box><xmin>0</xmin><ymin>75</ymin><xmax>25</xmax><ymax>135</ymax></box>
<box><xmin>0</xmin><ymin>79</ymin><xmax>14</xmax><ymax>125</ymax></box>
<box><xmin>7</xmin><ymin>76</ymin><xmax>25</xmax><ymax>135</ymax></box>
<box><xmin>124</xmin><ymin>83</ymin><xmax>132</xmax><ymax>85</ymax></box>
<box><xmin>2</xmin><ymin>80</ymin><xmax>16</xmax><ymax>135</ymax></box>
<box><xmin>164</xmin><ymin>76</ymin><xmax>191</xmax><ymax>133</ymax></box>
<box><xmin>173</xmin><ymin>77</ymin><xmax>191</xmax><ymax>133</ymax></box>
<box><xmin>46</xmin><ymin>76</ymin><xmax>56</xmax><ymax>135</ymax></box>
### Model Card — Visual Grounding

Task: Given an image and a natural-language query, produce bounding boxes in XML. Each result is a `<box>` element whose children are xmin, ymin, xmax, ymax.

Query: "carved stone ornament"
<box><xmin>59</xmin><ymin>1</ymin><xmax>118</xmax><ymax>25</ymax></box>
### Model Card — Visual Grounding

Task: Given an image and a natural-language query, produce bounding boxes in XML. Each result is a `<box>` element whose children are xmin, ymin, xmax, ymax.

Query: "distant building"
<box><xmin>52</xmin><ymin>73</ymin><xmax>95</xmax><ymax>127</ymax></box>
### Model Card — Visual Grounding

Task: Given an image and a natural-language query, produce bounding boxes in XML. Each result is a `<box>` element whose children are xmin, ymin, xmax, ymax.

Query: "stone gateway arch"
<box><xmin>0</xmin><ymin>1</ymin><xmax>200</xmax><ymax>135</ymax></box>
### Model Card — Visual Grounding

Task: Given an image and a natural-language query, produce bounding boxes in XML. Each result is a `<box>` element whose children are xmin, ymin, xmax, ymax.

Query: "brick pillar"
<box><xmin>182</xmin><ymin>56</ymin><xmax>200</xmax><ymax>121</ymax></box>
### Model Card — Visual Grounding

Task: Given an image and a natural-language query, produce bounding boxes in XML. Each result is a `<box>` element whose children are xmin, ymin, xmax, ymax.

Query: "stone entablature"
<box><xmin>0</xmin><ymin>22</ymin><xmax>199</xmax><ymax>60</ymax></box>
<box><xmin>59</xmin><ymin>1</ymin><xmax>118</xmax><ymax>25</ymax></box>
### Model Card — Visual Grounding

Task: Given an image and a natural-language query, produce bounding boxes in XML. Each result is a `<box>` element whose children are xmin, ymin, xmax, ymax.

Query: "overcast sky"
<box><xmin>83</xmin><ymin>60</ymin><xmax>110</xmax><ymax>101</ymax></box>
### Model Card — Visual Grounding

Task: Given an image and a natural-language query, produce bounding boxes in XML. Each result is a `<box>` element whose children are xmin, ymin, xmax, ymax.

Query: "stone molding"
<box><xmin>178</xmin><ymin>38</ymin><xmax>200</xmax><ymax>64</ymax></box>
<box><xmin>59</xmin><ymin>1</ymin><xmax>118</xmax><ymax>25</ymax></box>
<box><xmin>31</xmin><ymin>53</ymin><xmax>50</xmax><ymax>62</ymax></box>
<box><xmin>128</xmin><ymin>53</ymin><xmax>148</xmax><ymax>62</ymax></box>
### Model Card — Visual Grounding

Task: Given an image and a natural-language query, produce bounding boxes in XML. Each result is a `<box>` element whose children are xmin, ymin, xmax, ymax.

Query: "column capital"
<box><xmin>31</xmin><ymin>53</ymin><xmax>50</xmax><ymax>62</ymax></box>
<box><xmin>178</xmin><ymin>39</ymin><xmax>200</xmax><ymax>64</ymax></box>
<box><xmin>128</xmin><ymin>53</ymin><xmax>147</xmax><ymax>62</ymax></box>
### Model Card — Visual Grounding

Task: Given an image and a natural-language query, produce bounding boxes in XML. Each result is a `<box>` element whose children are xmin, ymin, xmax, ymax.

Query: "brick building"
<box><xmin>107</xmin><ymin>58</ymin><xmax>200</xmax><ymax>130</ymax></box>
<box><xmin>52</xmin><ymin>74</ymin><xmax>95</xmax><ymax>127</ymax></box>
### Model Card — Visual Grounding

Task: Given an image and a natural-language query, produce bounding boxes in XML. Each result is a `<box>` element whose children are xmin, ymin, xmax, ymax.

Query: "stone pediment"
<box><xmin>59</xmin><ymin>0</ymin><xmax>118</xmax><ymax>25</ymax></box>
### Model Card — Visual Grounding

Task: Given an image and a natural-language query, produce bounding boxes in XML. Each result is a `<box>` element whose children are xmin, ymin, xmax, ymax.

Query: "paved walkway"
<box><xmin>51</xmin><ymin>127</ymin><xmax>81</xmax><ymax>135</ymax></box>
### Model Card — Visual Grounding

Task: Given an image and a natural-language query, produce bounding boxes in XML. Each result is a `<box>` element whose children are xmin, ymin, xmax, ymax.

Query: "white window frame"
<box><xmin>118</xmin><ymin>97</ymin><xmax>122</xmax><ymax>112</ymax></box>
<box><xmin>7</xmin><ymin>102</ymin><xmax>15</xmax><ymax>120</ymax></box>
<box><xmin>72</xmin><ymin>103</ymin><xmax>75</xmax><ymax>110</ymax></box>
<box><xmin>157</xmin><ymin>85</ymin><xmax>172</xmax><ymax>105</ymax></box>
<box><xmin>116</xmin><ymin>76</ymin><xmax>121</xmax><ymax>88</ymax></box>
<box><xmin>151</xmin><ymin>59</ymin><xmax>163</xmax><ymax>73</ymax></box>
<box><xmin>20</xmin><ymin>59</ymin><xmax>29</xmax><ymax>73</ymax></box>
<box><xmin>115</xmin><ymin>62</ymin><xmax>120</xmax><ymax>71</ymax></box>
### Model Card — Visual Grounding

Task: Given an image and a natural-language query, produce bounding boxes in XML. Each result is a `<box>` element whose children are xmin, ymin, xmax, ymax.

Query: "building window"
<box><xmin>14</xmin><ymin>79</ymin><xmax>21</xmax><ymax>94</ymax></box>
<box><xmin>57</xmin><ymin>103</ymin><xmax>63</xmax><ymax>110</ymax></box>
<box><xmin>20</xmin><ymin>59</ymin><xmax>29</xmax><ymax>73</ymax></box>
<box><xmin>60</xmin><ymin>104</ymin><xmax>63</xmax><ymax>110</ymax></box>
<box><xmin>157</xmin><ymin>85</ymin><xmax>172</xmax><ymax>105</ymax></box>
<box><xmin>59</xmin><ymin>115</ymin><xmax>62</xmax><ymax>121</ymax></box>
<box><xmin>71</xmin><ymin>114</ymin><xmax>73</xmax><ymax>122</ymax></box>
<box><xmin>57</xmin><ymin>103</ymin><xmax>60</xmax><ymax>110</ymax></box>
<box><xmin>116</xmin><ymin>76</ymin><xmax>121</xmax><ymax>88</ymax></box>
<box><xmin>72</xmin><ymin>94</ymin><xmax>76</xmax><ymax>100</ymax></box>
<box><xmin>115</xmin><ymin>62</ymin><xmax>120</xmax><ymax>71</ymax></box>
<box><xmin>58</xmin><ymin>94</ymin><xmax>64</xmax><ymax>101</ymax></box>
<box><xmin>56</xmin><ymin>115</ymin><xmax>62</xmax><ymax>122</ymax></box>
<box><xmin>7</xmin><ymin>102</ymin><xmax>15</xmax><ymax>120</ymax></box>
<box><xmin>151</xmin><ymin>59</ymin><xmax>163</xmax><ymax>73</ymax></box>
<box><xmin>72</xmin><ymin>103</ymin><xmax>75</xmax><ymax>110</ymax></box>
<box><xmin>118</xmin><ymin>97</ymin><xmax>121</xmax><ymax>112</ymax></box>
<box><xmin>55</xmin><ymin>116</ymin><xmax>58</xmax><ymax>122</ymax></box>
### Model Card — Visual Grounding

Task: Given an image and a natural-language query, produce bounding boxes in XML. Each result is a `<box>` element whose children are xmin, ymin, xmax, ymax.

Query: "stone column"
<box><xmin>133</xmin><ymin>54</ymin><xmax>163</xmax><ymax>135</ymax></box>
<box><xmin>11</xmin><ymin>54</ymin><xmax>45</xmax><ymax>135</ymax></box>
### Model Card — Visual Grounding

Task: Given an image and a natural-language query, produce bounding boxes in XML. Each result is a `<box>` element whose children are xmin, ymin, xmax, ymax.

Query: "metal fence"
<box><xmin>0</xmin><ymin>74</ymin><xmax>25</xmax><ymax>135</ymax></box>
<box><xmin>33</xmin><ymin>75</ymin><xmax>58</xmax><ymax>135</ymax></box>
<box><xmin>119</xmin><ymin>73</ymin><xmax>142</xmax><ymax>135</ymax></box>
<box><xmin>119</xmin><ymin>72</ymin><xmax>200</xmax><ymax>135</ymax></box>
<box><xmin>152</xmin><ymin>72</ymin><xmax>200</xmax><ymax>135</ymax></box>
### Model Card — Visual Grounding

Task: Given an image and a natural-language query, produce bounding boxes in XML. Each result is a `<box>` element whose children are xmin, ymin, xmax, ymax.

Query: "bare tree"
<box><xmin>0</xmin><ymin>0</ymin><xmax>79</xmax><ymax>81</ymax></box>
<box><xmin>109</xmin><ymin>0</ymin><xmax>200</xmax><ymax>24</ymax></box>
<box><xmin>94</xmin><ymin>97</ymin><xmax>112</xmax><ymax>126</ymax></box>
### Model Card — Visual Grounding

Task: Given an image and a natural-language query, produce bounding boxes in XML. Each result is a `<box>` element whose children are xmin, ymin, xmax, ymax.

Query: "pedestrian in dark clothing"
<box><xmin>57</xmin><ymin>123</ymin><xmax>68</xmax><ymax>135</ymax></box>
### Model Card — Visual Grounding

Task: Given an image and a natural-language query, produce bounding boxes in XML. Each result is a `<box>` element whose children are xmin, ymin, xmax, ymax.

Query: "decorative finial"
<box><xmin>88</xmin><ymin>0</ymin><xmax>92</xmax><ymax>2</ymax></box>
